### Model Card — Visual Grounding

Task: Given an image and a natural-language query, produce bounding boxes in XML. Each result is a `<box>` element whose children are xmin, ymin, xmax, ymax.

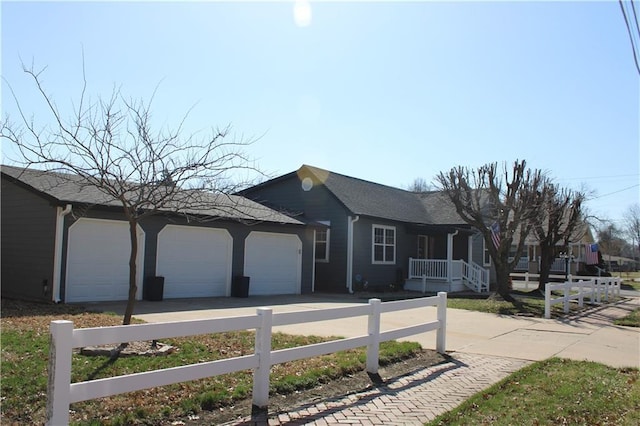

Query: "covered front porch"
<box><xmin>404</xmin><ymin>258</ymin><xmax>490</xmax><ymax>293</ymax></box>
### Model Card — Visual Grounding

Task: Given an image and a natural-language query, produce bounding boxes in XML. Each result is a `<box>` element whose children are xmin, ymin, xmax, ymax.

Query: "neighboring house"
<box><xmin>511</xmin><ymin>221</ymin><xmax>595</xmax><ymax>275</ymax></box>
<box><xmin>1</xmin><ymin>165</ymin><xmax>316</xmax><ymax>303</ymax></box>
<box><xmin>240</xmin><ymin>165</ymin><xmax>491</xmax><ymax>294</ymax></box>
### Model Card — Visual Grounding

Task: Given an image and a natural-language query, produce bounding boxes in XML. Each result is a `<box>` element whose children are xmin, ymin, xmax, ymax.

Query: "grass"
<box><xmin>0</xmin><ymin>299</ymin><xmax>422</xmax><ymax>425</ymax></box>
<box><xmin>446</xmin><ymin>292</ymin><xmax>590</xmax><ymax>317</ymax></box>
<box><xmin>428</xmin><ymin>358</ymin><xmax>640</xmax><ymax>426</ymax></box>
<box><xmin>621</xmin><ymin>271</ymin><xmax>640</xmax><ymax>291</ymax></box>
<box><xmin>614</xmin><ymin>308</ymin><xmax>640</xmax><ymax>327</ymax></box>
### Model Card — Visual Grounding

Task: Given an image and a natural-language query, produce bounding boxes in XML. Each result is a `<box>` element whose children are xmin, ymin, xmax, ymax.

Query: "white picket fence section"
<box><xmin>511</xmin><ymin>273</ymin><xmax>623</xmax><ymax>291</ymax></box>
<box><xmin>544</xmin><ymin>277</ymin><xmax>621</xmax><ymax>319</ymax></box>
<box><xmin>46</xmin><ymin>293</ymin><xmax>448</xmax><ymax>425</ymax></box>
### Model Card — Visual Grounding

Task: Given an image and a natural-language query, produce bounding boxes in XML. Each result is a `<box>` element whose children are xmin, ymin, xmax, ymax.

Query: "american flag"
<box><xmin>490</xmin><ymin>221</ymin><xmax>500</xmax><ymax>249</ymax></box>
<box><xmin>585</xmin><ymin>243</ymin><xmax>599</xmax><ymax>265</ymax></box>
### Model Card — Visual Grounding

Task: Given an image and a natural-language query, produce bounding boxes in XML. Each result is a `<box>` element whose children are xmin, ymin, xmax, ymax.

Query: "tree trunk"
<box><xmin>494</xmin><ymin>261</ymin><xmax>514</xmax><ymax>301</ymax></box>
<box><xmin>122</xmin><ymin>218</ymin><xmax>138</xmax><ymax>326</ymax></box>
<box><xmin>537</xmin><ymin>245</ymin><xmax>554</xmax><ymax>293</ymax></box>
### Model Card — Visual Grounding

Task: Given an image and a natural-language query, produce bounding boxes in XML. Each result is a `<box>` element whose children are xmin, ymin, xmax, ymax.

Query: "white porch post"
<box><xmin>447</xmin><ymin>230</ymin><xmax>458</xmax><ymax>282</ymax></box>
<box><xmin>346</xmin><ymin>215</ymin><xmax>359</xmax><ymax>293</ymax></box>
<box><xmin>467</xmin><ymin>235</ymin><xmax>473</xmax><ymax>264</ymax></box>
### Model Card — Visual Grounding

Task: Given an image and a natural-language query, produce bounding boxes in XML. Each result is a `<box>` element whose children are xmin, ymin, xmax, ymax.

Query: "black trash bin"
<box><xmin>144</xmin><ymin>276</ymin><xmax>164</xmax><ymax>301</ymax></box>
<box><xmin>232</xmin><ymin>276</ymin><xmax>250</xmax><ymax>298</ymax></box>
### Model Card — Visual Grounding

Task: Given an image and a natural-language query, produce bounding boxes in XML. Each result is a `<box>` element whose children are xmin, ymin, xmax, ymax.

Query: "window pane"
<box><xmin>385</xmin><ymin>246</ymin><xmax>395</xmax><ymax>262</ymax></box>
<box><xmin>374</xmin><ymin>245</ymin><xmax>384</xmax><ymax>261</ymax></box>
<box><xmin>315</xmin><ymin>243</ymin><xmax>327</xmax><ymax>260</ymax></box>
<box><xmin>385</xmin><ymin>229</ymin><xmax>395</xmax><ymax>244</ymax></box>
<box><xmin>374</xmin><ymin>228</ymin><xmax>384</xmax><ymax>243</ymax></box>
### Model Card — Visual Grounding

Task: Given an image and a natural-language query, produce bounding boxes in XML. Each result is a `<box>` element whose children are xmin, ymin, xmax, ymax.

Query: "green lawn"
<box><xmin>614</xmin><ymin>308</ymin><xmax>640</xmax><ymax>327</ymax></box>
<box><xmin>446</xmin><ymin>292</ymin><xmax>589</xmax><ymax>317</ymax></box>
<box><xmin>0</xmin><ymin>300</ymin><xmax>422</xmax><ymax>425</ymax></box>
<box><xmin>427</xmin><ymin>358</ymin><xmax>640</xmax><ymax>426</ymax></box>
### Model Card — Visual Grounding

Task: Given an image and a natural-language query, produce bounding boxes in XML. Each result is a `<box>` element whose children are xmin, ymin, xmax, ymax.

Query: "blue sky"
<box><xmin>2</xmin><ymin>1</ymin><xmax>638</xmax><ymax>228</ymax></box>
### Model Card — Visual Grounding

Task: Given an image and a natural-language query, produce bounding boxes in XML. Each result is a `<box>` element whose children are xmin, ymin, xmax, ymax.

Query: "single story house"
<box><xmin>1</xmin><ymin>165</ymin><xmax>317</xmax><ymax>303</ymax></box>
<box><xmin>240</xmin><ymin>165</ymin><xmax>492</xmax><ymax>294</ymax></box>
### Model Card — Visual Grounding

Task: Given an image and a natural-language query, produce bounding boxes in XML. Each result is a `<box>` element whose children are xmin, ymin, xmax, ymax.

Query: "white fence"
<box><xmin>47</xmin><ymin>293</ymin><xmax>448</xmax><ymax>425</ymax></box>
<box><xmin>544</xmin><ymin>277</ymin><xmax>621</xmax><ymax>319</ymax></box>
<box><xmin>510</xmin><ymin>272</ymin><xmax>571</xmax><ymax>290</ymax></box>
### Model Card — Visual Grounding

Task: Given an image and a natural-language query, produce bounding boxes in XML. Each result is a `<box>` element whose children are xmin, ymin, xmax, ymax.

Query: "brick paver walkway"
<box><xmin>225</xmin><ymin>353</ymin><xmax>531</xmax><ymax>425</ymax></box>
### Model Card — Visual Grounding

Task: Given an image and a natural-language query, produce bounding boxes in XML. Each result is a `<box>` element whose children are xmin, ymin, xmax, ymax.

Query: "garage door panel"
<box><xmin>156</xmin><ymin>225</ymin><xmax>232</xmax><ymax>299</ymax></box>
<box><xmin>244</xmin><ymin>232</ymin><xmax>301</xmax><ymax>296</ymax></box>
<box><xmin>66</xmin><ymin>219</ymin><xmax>144</xmax><ymax>303</ymax></box>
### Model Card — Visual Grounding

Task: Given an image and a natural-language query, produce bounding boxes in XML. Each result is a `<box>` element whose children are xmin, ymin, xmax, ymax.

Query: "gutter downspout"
<box><xmin>52</xmin><ymin>204</ymin><xmax>72</xmax><ymax>303</ymax></box>
<box><xmin>311</xmin><ymin>229</ymin><xmax>317</xmax><ymax>293</ymax></box>
<box><xmin>346</xmin><ymin>215</ymin><xmax>360</xmax><ymax>294</ymax></box>
<box><xmin>447</xmin><ymin>230</ymin><xmax>459</xmax><ymax>283</ymax></box>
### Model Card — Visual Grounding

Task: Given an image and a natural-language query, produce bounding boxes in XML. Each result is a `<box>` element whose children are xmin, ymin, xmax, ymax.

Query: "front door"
<box><xmin>417</xmin><ymin>235</ymin><xmax>431</xmax><ymax>259</ymax></box>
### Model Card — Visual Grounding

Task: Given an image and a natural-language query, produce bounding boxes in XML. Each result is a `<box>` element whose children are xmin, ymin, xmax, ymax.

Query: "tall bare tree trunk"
<box><xmin>537</xmin><ymin>244</ymin><xmax>554</xmax><ymax>293</ymax></box>
<box><xmin>123</xmin><ymin>217</ymin><xmax>138</xmax><ymax>326</ymax></box>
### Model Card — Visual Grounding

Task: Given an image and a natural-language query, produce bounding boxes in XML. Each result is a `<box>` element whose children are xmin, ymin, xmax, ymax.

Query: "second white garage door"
<box><xmin>156</xmin><ymin>225</ymin><xmax>232</xmax><ymax>298</ymax></box>
<box><xmin>244</xmin><ymin>232</ymin><xmax>302</xmax><ymax>295</ymax></box>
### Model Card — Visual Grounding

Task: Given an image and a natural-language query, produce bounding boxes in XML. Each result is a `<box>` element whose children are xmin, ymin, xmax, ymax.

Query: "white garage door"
<box><xmin>66</xmin><ymin>218</ymin><xmax>144</xmax><ymax>303</ymax></box>
<box><xmin>244</xmin><ymin>232</ymin><xmax>302</xmax><ymax>295</ymax></box>
<box><xmin>156</xmin><ymin>225</ymin><xmax>232</xmax><ymax>298</ymax></box>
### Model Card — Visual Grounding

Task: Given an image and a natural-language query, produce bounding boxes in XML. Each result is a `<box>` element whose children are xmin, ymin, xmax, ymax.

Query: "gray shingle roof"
<box><xmin>299</xmin><ymin>165</ymin><xmax>465</xmax><ymax>226</ymax></box>
<box><xmin>1</xmin><ymin>165</ymin><xmax>303</xmax><ymax>225</ymax></box>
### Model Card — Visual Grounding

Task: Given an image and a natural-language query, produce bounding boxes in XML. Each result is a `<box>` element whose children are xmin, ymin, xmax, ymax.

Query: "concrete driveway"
<box><xmin>89</xmin><ymin>293</ymin><xmax>640</xmax><ymax>369</ymax></box>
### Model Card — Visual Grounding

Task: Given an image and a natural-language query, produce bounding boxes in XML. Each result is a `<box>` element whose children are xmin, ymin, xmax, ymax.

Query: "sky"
<box><xmin>1</xmin><ymin>0</ymin><xmax>639</xmax><ymax>230</ymax></box>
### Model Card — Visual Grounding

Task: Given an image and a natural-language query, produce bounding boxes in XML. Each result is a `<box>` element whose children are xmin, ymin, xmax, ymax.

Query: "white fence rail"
<box><xmin>544</xmin><ymin>277</ymin><xmax>621</xmax><ymax>319</ymax></box>
<box><xmin>47</xmin><ymin>294</ymin><xmax>448</xmax><ymax>425</ymax></box>
<box><xmin>409</xmin><ymin>258</ymin><xmax>489</xmax><ymax>293</ymax></box>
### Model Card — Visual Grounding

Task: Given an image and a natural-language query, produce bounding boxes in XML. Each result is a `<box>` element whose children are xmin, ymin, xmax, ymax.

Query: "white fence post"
<box><xmin>366</xmin><ymin>298</ymin><xmax>382</xmax><ymax>374</ymax></box>
<box><xmin>545</xmin><ymin>284</ymin><xmax>551</xmax><ymax>319</ymax></box>
<box><xmin>46</xmin><ymin>320</ymin><xmax>74</xmax><ymax>426</ymax></box>
<box><xmin>252</xmin><ymin>308</ymin><xmax>272</xmax><ymax>409</ymax></box>
<box><xmin>563</xmin><ymin>282</ymin><xmax>570</xmax><ymax>314</ymax></box>
<box><xmin>436</xmin><ymin>292</ymin><xmax>447</xmax><ymax>354</ymax></box>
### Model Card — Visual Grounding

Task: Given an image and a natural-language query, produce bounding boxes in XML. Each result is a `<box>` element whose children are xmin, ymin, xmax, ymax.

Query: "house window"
<box><xmin>483</xmin><ymin>238</ymin><xmax>491</xmax><ymax>266</ymax></box>
<box><xmin>372</xmin><ymin>225</ymin><xmax>395</xmax><ymax>264</ymax></box>
<box><xmin>315</xmin><ymin>226</ymin><xmax>330</xmax><ymax>262</ymax></box>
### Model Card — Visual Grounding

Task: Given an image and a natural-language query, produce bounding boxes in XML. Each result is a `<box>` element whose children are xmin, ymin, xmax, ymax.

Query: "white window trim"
<box><xmin>372</xmin><ymin>224</ymin><xmax>396</xmax><ymax>265</ymax></box>
<box><xmin>483</xmin><ymin>238</ymin><xmax>491</xmax><ymax>266</ymax></box>
<box><xmin>315</xmin><ymin>221</ymin><xmax>330</xmax><ymax>263</ymax></box>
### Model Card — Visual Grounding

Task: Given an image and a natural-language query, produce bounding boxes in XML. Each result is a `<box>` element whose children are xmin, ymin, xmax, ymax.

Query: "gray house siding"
<box><xmin>242</xmin><ymin>176</ymin><xmax>350</xmax><ymax>292</ymax></box>
<box><xmin>1</xmin><ymin>178</ymin><xmax>57</xmax><ymax>301</ymax></box>
<box><xmin>351</xmin><ymin>217</ymin><xmax>412</xmax><ymax>290</ymax></box>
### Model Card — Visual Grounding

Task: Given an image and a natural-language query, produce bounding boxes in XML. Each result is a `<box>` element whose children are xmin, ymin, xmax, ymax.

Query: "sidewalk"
<box><xmin>223</xmin><ymin>353</ymin><xmax>530</xmax><ymax>425</ymax></box>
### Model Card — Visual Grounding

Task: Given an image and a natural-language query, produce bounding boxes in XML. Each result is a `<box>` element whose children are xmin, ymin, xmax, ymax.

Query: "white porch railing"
<box><xmin>408</xmin><ymin>258</ymin><xmax>489</xmax><ymax>293</ymax></box>
<box><xmin>511</xmin><ymin>257</ymin><xmax>574</xmax><ymax>272</ymax></box>
<box><xmin>462</xmin><ymin>261</ymin><xmax>490</xmax><ymax>292</ymax></box>
<box><xmin>46</xmin><ymin>294</ymin><xmax>448</xmax><ymax>426</ymax></box>
<box><xmin>408</xmin><ymin>258</ymin><xmax>449</xmax><ymax>280</ymax></box>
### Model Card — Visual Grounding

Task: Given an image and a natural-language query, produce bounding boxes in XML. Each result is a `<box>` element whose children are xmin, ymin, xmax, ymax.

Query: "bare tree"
<box><xmin>437</xmin><ymin>160</ymin><xmax>546</xmax><ymax>301</ymax></box>
<box><xmin>531</xmin><ymin>183</ymin><xmax>585</xmax><ymax>292</ymax></box>
<box><xmin>1</xmin><ymin>63</ymin><xmax>259</xmax><ymax>326</ymax></box>
<box><xmin>406</xmin><ymin>177</ymin><xmax>432</xmax><ymax>193</ymax></box>
<box><xmin>623</xmin><ymin>203</ymin><xmax>640</xmax><ymax>255</ymax></box>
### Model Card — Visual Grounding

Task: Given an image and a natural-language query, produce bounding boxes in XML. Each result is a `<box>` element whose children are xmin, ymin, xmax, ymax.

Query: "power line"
<box><xmin>588</xmin><ymin>184</ymin><xmax>640</xmax><ymax>200</ymax></box>
<box><xmin>619</xmin><ymin>0</ymin><xmax>640</xmax><ymax>75</ymax></box>
<box><xmin>556</xmin><ymin>173</ymin><xmax>640</xmax><ymax>182</ymax></box>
